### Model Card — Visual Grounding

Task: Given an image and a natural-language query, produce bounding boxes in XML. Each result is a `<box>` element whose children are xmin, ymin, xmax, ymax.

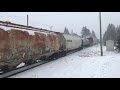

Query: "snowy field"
<box><xmin>10</xmin><ymin>44</ymin><xmax>120</xmax><ymax>78</ymax></box>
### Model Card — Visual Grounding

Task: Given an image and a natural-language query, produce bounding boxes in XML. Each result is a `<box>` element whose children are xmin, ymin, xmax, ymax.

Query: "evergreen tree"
<box><xmin>91</xmin><ymin>31</ymin><xmax>96</xmax><ymax>38</ymax></box>
<box><xmin>103</xmin><ymin>24</ymin><xmax>116</xmax><ymax>46</ymax></box>
<box><xmin>116</xmin><ymin>25</ymin><xmax>120</xmax><ymax>51</ymax></box>
<box><xmin>64</xmin><ymin>27</ymin><xmax>69</xmax><ymax>34</ymax></box>
<box><xmin>103</xmin><ymin>31</ymin><xmax>107</xmax><ymax>45</ymax></box>
<box><xmin>81</xmin><ymin>26</ymin><xmax>91</xmax><ymax>37</ymax></box>
<box><xmin>116</xmin><ymin>26</ymin><xmax>119</xmax><ymax>33</ymax></box>
<box><xmin>71</xmin><ymin>29</ymin><xmax>73</xmax><ymax>35</ymax></box>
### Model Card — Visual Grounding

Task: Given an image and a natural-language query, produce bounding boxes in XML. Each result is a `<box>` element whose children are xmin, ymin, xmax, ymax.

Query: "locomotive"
<box><xmin>0</xmin><ymin>21</ymin><xmax>95</xmax><ymax>71</ymax></box>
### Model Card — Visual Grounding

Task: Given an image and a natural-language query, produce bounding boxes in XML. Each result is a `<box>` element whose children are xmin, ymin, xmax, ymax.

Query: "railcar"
<box><xmin>0</xmin><ymin>22</ymin><xmax>85</xmax><ymax>72</ymax></box>
<box><xmin>87</xmin><ymin>37</ymin><xmax>94</xmax><ymax>46</ymax></box>
<box><xmin>62</xmin><ymin>33</ymin><xmax>83</xmax><ymax>52</ymax></box>
<box><xmin>0</xmin><ymin>28</ymin><xmax>63</xmax><ymax>71</ymax></box>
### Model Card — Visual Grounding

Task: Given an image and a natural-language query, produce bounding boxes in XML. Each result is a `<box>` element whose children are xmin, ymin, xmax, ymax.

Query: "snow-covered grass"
<box><xmin>10</xmin><ymin>44</ymin><xmax>120</xmax><ymax>78</ymax></box>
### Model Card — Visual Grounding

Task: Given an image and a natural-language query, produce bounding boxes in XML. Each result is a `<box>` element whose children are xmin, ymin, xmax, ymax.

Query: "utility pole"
<box><xmin>99</xmin><ymin>12</ymin><xmax>103</xmax><ymax>56</ymax></box>
<box><xmin>27</xmin><ymin>14</ymin><xmax>29</xmax><ymax>27</ymax></box>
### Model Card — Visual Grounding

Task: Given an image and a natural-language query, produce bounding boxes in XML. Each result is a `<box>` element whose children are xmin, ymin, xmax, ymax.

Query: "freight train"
<box><xmin>0</xmin><ymin>21</ymin><xmax>95</xmax><ymax>71</ymax></box>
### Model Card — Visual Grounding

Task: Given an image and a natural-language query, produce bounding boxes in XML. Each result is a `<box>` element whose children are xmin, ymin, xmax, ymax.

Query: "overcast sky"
<box><xmin>0</xmin><ymin>12</ymin><xmax>120</xmax><ymax>39</ymax></box>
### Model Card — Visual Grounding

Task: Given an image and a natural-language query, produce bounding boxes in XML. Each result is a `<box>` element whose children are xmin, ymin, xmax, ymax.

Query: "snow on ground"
<box><xmin>10</xmin><ymin>44</ymin><xmax>120</xmax><ymax>78</ymax></box>
<box><xmin>16</xmin><ymin>62</ymin><xmax>25</xmax><ymax>68</ymax></box>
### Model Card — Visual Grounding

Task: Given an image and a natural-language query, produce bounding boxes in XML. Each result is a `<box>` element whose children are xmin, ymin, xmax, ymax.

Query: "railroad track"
<box><xmin>0</xmin><ymin>60</ymin><xmax>49</xmax><ymax>78</ymax></box>
<box><xmin>0</xmin><ymin>46</ymin><xmax>91</xmax><ymax>78</ymax></box>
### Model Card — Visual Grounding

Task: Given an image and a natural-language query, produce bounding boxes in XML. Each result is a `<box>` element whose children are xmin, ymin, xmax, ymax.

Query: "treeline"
<box><xmin>81</xmin><ymin>26</ymin><xmax>97</xmax><ymax>38</ymax></box>
<box><xmin>103</xmin><ymin>24</ymin><xmax>116</xmax><ymax>46</ymax></box>
<box><xmin>64</xmin><ymin>26</ymin><xmax>97</xmax><ymax>39</ymax></box>
<box><xmin>64</xmin><ymin>27</ymin><xmax>79</xmax><ymax>36</ymax></box>
<box><xmin>103</xmin><ymin>24</ymin><xmax>120</xmax><ymax>51</ymax></box>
